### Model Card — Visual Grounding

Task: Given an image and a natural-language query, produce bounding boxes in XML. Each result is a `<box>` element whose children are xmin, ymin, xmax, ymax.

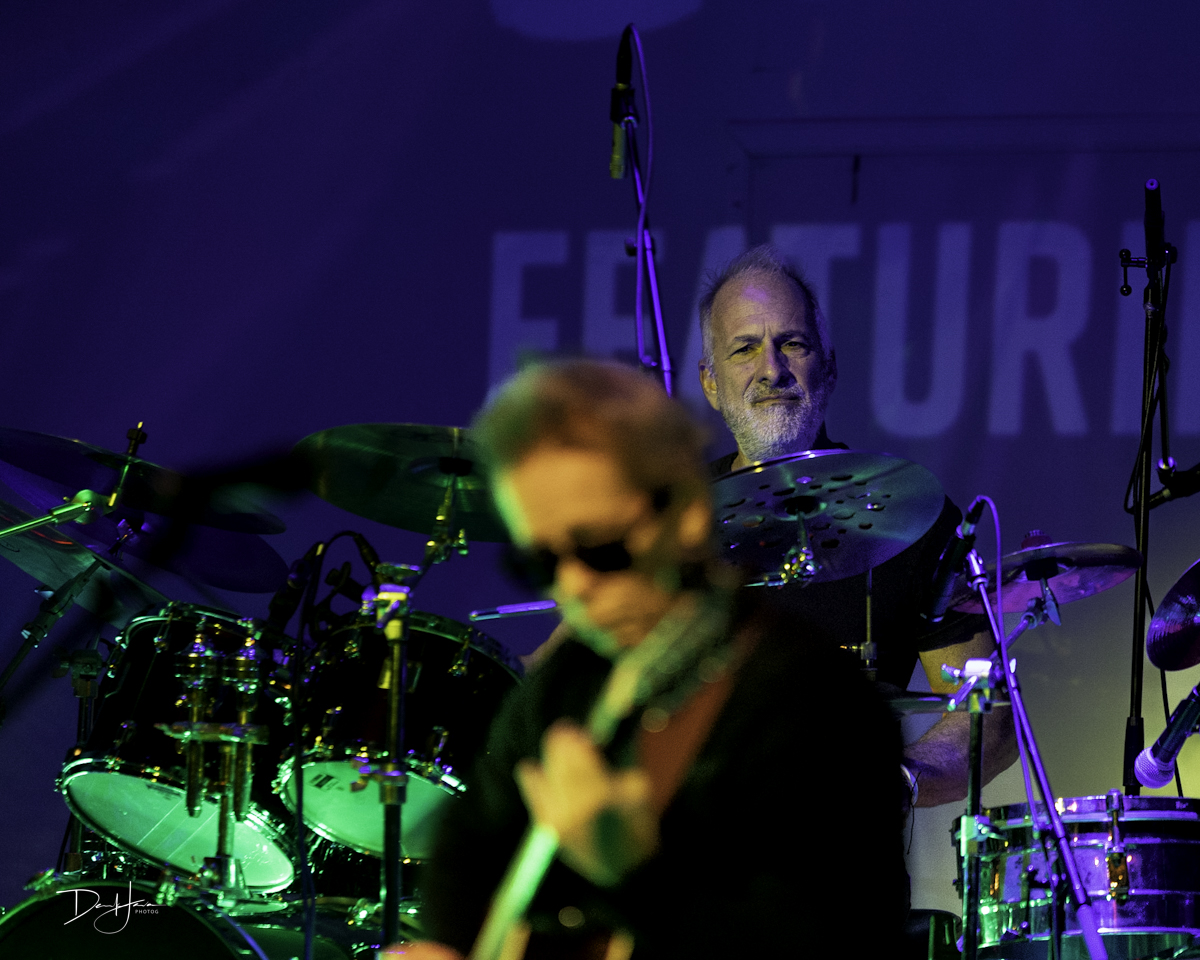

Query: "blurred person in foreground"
<box><xmin>384</xmin><ymin>359</ymin><xmax>907</xmax><ymax>959</ymax></box>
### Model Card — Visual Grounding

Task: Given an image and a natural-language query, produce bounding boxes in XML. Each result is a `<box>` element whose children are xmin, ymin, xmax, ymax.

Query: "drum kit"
<box><xmin>0</xmin><ymin>420</ymin><xmax>1193</xmax><ymax>960</ymax></box>
<box><xmin>0</xmin><ymin>422</ymin><xmax>520</xmax><ymax>958</ymax></box>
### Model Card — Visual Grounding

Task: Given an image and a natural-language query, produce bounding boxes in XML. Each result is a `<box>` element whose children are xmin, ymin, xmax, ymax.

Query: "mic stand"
<box><xmin>362</xmin><ymin>471</ymin><xmax>468</xmax><ymax>945</ymax></box>
<box><xmin>611</xmin><ymin>27</ymin><xmax>673</xmax><ymax>396</ymax></box>
<box><xmin>1116</xmin><ymin>181</ymin><xmax>1177</xmax><ymax>796</ymax></box>
<box><xmin>949</xmin><ymin>550</ymin><xmax>1108</xmax><ymax>960</ymax></box>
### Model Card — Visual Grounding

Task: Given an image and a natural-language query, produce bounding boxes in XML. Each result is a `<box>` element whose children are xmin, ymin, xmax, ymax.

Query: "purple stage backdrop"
<box><xmin>3</xmin><ymin>0</ymin><xmax>1200</xmax><ymax>916</ymax></box>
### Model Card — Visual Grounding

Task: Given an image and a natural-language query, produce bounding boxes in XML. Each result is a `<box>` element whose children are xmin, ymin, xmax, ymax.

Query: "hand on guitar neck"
<box><xmin>514</xmin><ymin>720</ymin><xmax>658</xmax><ymax>887</ymax></box>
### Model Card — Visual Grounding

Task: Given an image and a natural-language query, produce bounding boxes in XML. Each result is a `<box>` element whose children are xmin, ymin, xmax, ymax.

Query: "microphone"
<box><xmin>352</xmin><ymin>532</ymin><xmax>381</xmax><ymax>583</ymax></box>
<box><xmin>1135</xmin><ymin>684</ymin><xmax>1200</xmax><ymax>788</ymax></box>
<box><xmin>1144</xmin><ymin>178</ymin><xmax>1166</xmax><ymax>269</ymax></box>
<box><xmin>267</xmin><ymin>540</ymin><xmax>323</xmax><ymax>630</ymax></box>
<box><xmin>609</xmin><ymin>26</ymin><xmax>634</xmax><ymax>179</ymax></box>
<box><xmin>925</xmin><ymin>496</ymin><xmax>987</xmax><ymax>622</ymax></box>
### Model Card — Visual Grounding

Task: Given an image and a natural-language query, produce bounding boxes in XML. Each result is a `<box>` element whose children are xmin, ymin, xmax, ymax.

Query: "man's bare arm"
<box><xmin>905</xmin><ymin>630</ymin><xmax>1019</xmax><ymax>808</ymax></box>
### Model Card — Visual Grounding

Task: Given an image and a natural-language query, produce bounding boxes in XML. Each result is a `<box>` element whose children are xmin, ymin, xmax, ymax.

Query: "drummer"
<box><xmin>387</xmin><ymin>358</ymin><xmax>908</xmax><ymax>958</ymax></box>
<box><xmin>696</xmin><ymin>244</ymin><xmax>1017</xmax><ymax>807</ymax></box>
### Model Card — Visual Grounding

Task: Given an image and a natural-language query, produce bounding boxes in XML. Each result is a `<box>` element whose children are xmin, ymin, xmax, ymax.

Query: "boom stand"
<box><xmin>952</xmin><ymin>550</ymin><xmax>1108</xmax><ymax>960</ymax></box>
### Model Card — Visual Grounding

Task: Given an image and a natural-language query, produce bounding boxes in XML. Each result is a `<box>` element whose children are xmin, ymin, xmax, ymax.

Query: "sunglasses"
<box><xmin>503</xmin><ymin>537</ymin><xmax>636</xmax><ymax>591</ymax></box>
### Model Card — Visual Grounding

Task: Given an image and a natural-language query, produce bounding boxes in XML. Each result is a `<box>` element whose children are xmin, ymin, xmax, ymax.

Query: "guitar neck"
<box><xmin>466</xmin><ymin>591</ymin><xmax>731</xmax><ymax>960</ymax></box>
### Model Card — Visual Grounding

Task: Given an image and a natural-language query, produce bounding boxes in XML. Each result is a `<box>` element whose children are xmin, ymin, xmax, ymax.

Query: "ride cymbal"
<box><xmin>948</xmin><ymin>540</ymin><xmax>1140</xmax><ymax>615</ymax></box>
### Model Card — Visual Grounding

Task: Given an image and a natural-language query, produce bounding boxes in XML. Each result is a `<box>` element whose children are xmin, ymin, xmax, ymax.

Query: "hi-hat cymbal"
<box><xmin>0</xmin><ymin>481</ymin><xmax>287</xmax><ymax>594</ymax></box>
<box><xmin>0</xmin><ymin>500</ymin><xmax>166</xmax><ymax>626</ymax></box>
<box><xmin>1147</xmin><ymin>558</ymin><xmax>1200</xmax><ymax>670</ymax></box>
<box><xmin>0</xmin><ymin>428</ymin><xmax>284</xmax><ymax>535</ymax></box>
<box><xmin>948</xmin><ymin>540</ymin><xmax>1141</xmax><ymax>614</ymax></box>
<box><xmin>712</xmin><ymin>450</ymin><xmax>946</xmax><ymax>585</ymax></box>
<box><xmin>295</xmin><ymin>423</ymin><xmax>508</xmax><ymax>543</ymax></box>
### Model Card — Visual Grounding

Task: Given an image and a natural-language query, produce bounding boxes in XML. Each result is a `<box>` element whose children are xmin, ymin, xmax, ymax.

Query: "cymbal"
<box><xmin>294</xmin><ymin>423</ymin><xmax>508</xmax><ymax>542</ymax></box>
<box><xmin>948</xmin><ymin>540</ymin><xmax>1141</xmax><ymax>614</ymax></box>
<box><xmin>1147</xmin><ymin>557</ymin><xmax>1200</xmax><ymax>670</ymax></box>
<box><xmin>712</xmin><ymin>450</ymin><xmax>946</xmax><ymax>585</ymax></box>
<box><xmin>0</xmin><ymin>470</ymin><xmax>289</xmax><ymax>594</ymax></box>
<box><xmin>0</xmin><ymin>428</ymin><xmax>283</xmax><ymax>535</ymax></box>
<box><xmin>0</xmin><ymin>500</ymin><xmax>166</xmax><ymax>626</ymax></box>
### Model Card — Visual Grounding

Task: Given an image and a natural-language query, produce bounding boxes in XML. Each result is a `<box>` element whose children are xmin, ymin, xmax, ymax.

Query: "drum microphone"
<box><xmin>267</xmin><ymin>540</ymin><xmax>323</xmax><ymax>630</ymax></box>
<box><xmin>609</xmin><ymin>26</ymin><xmax>634</xmax><ymax>179</ymax></box>
<box><xmin>1134</xmin><ymin>683</ymin><xmax>1200</xmax><ymax>788</ymax></box>
<box><xmin>925</xmin><ymin>497</ymin><xmax>987</xmax><ymax>622</ymax></box>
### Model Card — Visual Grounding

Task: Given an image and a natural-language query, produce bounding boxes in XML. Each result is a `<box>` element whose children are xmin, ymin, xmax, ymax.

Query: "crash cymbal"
<box><xmin>0</xmin><ymin>500</ymin><xmax>166</xmax><ymax>626</ymax></box>
<box><xmin>712</xmin><ymin>450</ymin><xmax>946</xmax><ymax>585</ymax></box>
<box><xmin>295</xmin><ymin>423</ymin><xmax>508</xmax><ymax>542</ymax></box>
<box><xmin>948</xmin><ymin>537</ymin><xmax>1140</xmax><ymax>615</ymax></box>
<box><xmin>1147</xmin><ymin>558</ymin><xmax>1200</xmax><ymax>671</ymax></box>
<box><xmin>0</xmin><ymin>428</ymin><xmax>284</xmax><ymax>535</ymax></box>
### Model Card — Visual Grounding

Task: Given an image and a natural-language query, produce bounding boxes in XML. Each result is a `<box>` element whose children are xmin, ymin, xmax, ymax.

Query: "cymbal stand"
<box><xmin>950</xmin><ymin>549</ymin><xmax>1108</xmax><ymax>960</ymax></box>
<box><xmin>0</xmin><ymin>422</ymin><xmax>147</xmax><ymax>709</ymax></box>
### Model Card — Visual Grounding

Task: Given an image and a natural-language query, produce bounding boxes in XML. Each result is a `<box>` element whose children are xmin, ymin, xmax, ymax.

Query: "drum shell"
<box><xmin>59</xmin><ymin>603</ymin><xmax>294</xmax><ymax>891</ymax></box>
<box><xmin>278</xmin><ymin>611</ymin><xmax>521</xmax><ymax>857</ymax></box>
<box><xmin>0</xmin><ymin>879</ymin><xmax>358</xmax><ymax>960</ymax></box>
<box><xmin>971</xmin><ymin>794</ymin><xmax>1200</xmax><ymax>957</ymax></box>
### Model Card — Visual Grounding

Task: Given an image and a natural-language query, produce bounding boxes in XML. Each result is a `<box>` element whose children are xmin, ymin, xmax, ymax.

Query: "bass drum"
<box><xmin>277</xmin><ymin>611</ymin><xmax>521</xmax><ymax>858</ymax></box>
<box><xmin>59</xmin><ymin>604</ymin><xmax>294</xmax><ymax>893</ymax></box>
<box><xmin>0</xmin><ymin>880</ymin><xmax>363</xmax><ymax>960</ymax></box>
<box><xmin>971</xmin><ymin>792</ymin><xmax>1200</xmax><ymax>960</ymax></box>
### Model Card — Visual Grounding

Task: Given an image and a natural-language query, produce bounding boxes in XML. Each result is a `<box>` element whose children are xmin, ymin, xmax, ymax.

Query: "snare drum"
<box><xmin>969</xmin><ymin>792</ymin><xmax>1200</xmax><ymax>959</ymax></box>
<box><xmin>59</xmin><ymin>604</ymin><xmax>294</xmax><ymax>892</ymax></box>
<box><xmin>277</xmin><ymin>611</ymin><xmax>521</xmax><ymax>858</ymax></box>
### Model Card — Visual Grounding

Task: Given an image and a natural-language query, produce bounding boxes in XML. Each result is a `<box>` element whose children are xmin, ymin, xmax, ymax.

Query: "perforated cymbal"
<box><xmin>712</xmin><ymin>450</ymin><xmax>946</xmax><ymax>585</ymax></box>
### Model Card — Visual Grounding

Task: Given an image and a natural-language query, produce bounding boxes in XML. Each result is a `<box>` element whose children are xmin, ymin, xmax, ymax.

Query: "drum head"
<box><xmin>62</xmin><ymin>760</ymin><xmax>295</xmax><ymax>891</ymax></box>
<box><xmin>281</xmin><ymin>758</ymin><xmax>460</xmax><ymax>858</ymax></box>
<box><xmin>279</xmin><ymin>610</ymin><xmax>520</xmax><ymax>857</ymax></box>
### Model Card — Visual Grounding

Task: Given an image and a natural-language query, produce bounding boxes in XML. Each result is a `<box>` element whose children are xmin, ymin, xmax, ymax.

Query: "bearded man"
<box><xmin>698</xmin><ymin>245</ymin><xmax>1017</xmax><ymax>807</ymax></box>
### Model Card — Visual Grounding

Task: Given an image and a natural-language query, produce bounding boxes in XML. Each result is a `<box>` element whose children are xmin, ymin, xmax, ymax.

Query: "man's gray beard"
<box><xmin>724</xmin><ymin>388</ymin><xmax>831</xmax><ymax>463</ymax></box>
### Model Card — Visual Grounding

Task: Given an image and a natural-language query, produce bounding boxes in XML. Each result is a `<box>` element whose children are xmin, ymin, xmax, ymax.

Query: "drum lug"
<box><xmin>1105</xmin><ymin>847</ymin><xmax>1130</xmax><ymax>902</ymax></box>
<box><xmin>1105</xmin><ymin>789</ymin><xmax>1130</xmax><ymax>902</ymax></box>
<box><xmin>959</xmin><ymin>814</ymin><xmax>1000</xmax><ymax>856</ymax></box>
<box><xmin>156</xmin><ymin>871</ymin><xmax>180</xmax><ymax>906</ymax></box>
